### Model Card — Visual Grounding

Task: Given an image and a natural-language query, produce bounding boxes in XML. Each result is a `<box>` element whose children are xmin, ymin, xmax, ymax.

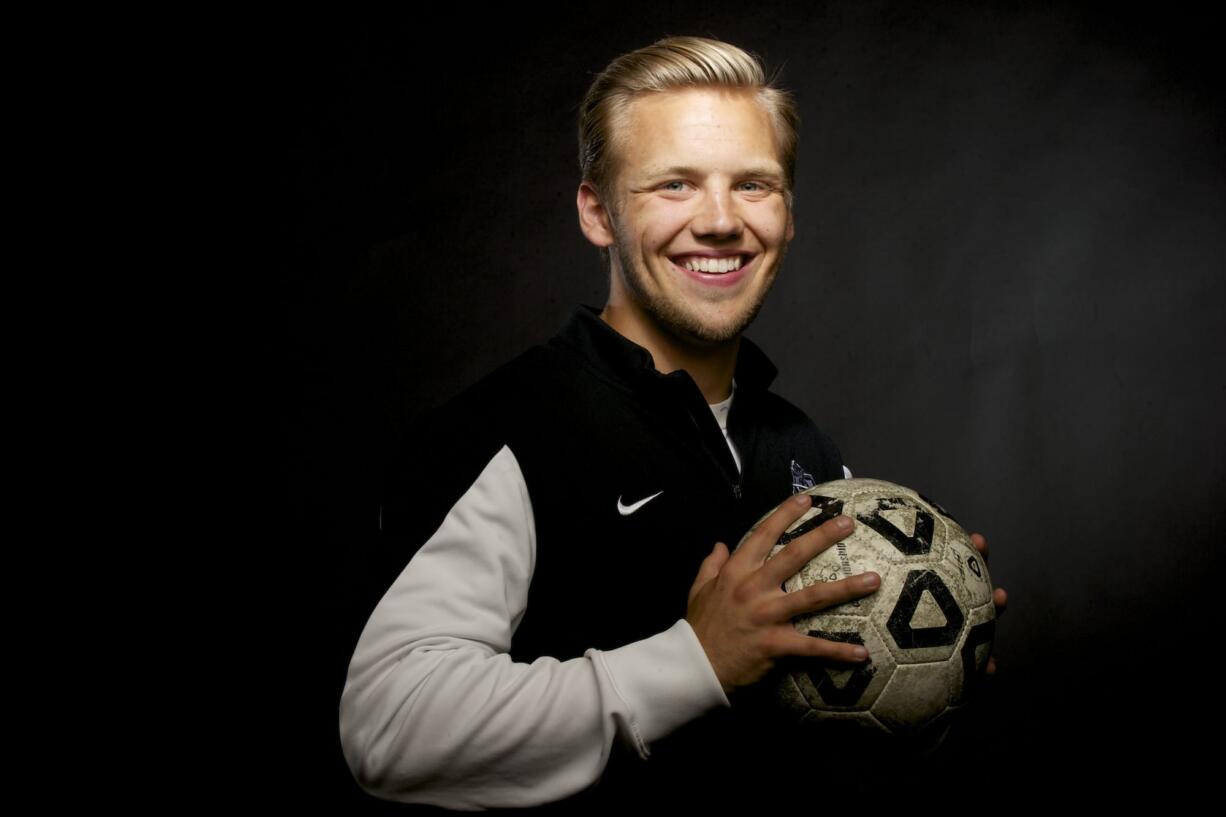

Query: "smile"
<box><xmin>668</xmin><ymin>253</ymin><xmax>756</xmax><ymax>288</ymax></box>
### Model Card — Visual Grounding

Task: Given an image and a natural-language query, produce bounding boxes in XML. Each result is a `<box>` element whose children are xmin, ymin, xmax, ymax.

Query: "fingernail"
<box><xmin>853</xmin><ymin>647</ymin><xmax>868</xmax><ymax>660</ymax></box>
<box><xmin>794</xmin><ymin>494</ymin><xmax>811</xmax><ymax>506</ymax></box>
<box><xmin>861</xmin><ymin>573</ymin><xmax>879</xmax><ymax>588</ymax></box>
<box><xmin>835</xmin><ymin>515</ymin><xmax>852</xmax><ymax>530</ymax></box>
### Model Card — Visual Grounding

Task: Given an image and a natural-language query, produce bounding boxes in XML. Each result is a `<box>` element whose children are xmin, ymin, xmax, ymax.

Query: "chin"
<box><xmin>666</xmin><ymin>306</ymin><xmax>763</xmax><ymax>347</ymax></box>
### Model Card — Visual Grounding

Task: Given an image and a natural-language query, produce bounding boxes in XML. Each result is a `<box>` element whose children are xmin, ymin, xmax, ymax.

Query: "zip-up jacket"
<box><xmin>339</xmin><ymin>305</ymin><xmax>846</xmax><ymax>810</ymax></box>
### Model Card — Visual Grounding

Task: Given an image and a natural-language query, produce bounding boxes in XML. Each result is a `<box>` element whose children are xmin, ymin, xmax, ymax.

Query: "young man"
<box><xmin>340</xmin><ymin>36</ymin><xmax>1004</xmax><ymax>810</ymax></box>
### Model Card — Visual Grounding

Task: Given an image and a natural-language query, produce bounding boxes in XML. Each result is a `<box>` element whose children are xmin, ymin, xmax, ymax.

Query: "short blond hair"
<box><xmin>578</xmin><ymin>35</ymin><xmax>799</xmax><ymax>219</ymax></box>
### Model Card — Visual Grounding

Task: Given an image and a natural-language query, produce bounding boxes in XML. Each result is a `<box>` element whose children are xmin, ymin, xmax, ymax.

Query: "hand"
<box><xmin>969</xmin><ymin>532</ymin><xmax>1008</xmax><ymax>674</ymax></box>
<box><xmin>686</xmin><ymin>493</ymin><xmax>881</xmax><ymax>696</ymax></box>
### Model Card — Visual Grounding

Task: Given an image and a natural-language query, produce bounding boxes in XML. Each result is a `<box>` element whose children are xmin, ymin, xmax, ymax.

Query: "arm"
<box><xmin>339</xmin><ymin>444</ymin><xmax>729</xmax><ymax>810</ymax></box>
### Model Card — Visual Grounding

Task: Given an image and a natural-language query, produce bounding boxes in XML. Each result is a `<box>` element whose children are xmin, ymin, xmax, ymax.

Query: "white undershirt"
<box><xmin>707</xmin><ymin>383</ymin><xmax>741</xmax><ymax>473</ymax></box>
<box><xmin>708</xmin><ymin>382</ymin><xmax>853</xmax><ymax>481</ymax></box>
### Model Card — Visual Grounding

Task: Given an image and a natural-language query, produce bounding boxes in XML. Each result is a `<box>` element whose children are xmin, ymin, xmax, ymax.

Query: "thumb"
<box><xmin>688</xmin><ymin>541</ymin><xmax>729</xmax><ymax>604</ymax></box>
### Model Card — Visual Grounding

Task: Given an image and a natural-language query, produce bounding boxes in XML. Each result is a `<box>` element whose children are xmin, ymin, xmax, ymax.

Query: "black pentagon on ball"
<box><xmin>886</xmin><ymin>569</ymin><xmax>964</xmax><ymax>649</ymax></box>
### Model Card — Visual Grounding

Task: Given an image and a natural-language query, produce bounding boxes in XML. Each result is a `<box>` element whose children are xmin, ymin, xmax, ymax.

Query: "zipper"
<box><xmin>685</xmin><ymin>409</ymin><xmax>743</xmax><ymax>502</ymax></box>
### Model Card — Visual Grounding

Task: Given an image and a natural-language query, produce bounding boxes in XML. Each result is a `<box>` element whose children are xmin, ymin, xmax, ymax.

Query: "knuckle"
<box><xmin>764</xmin><ymin>628</ymin><xmax>795</xmax><ymax>657</ymax></box>
<box><xmin>746</xmin><ymin>600</ymin><xmax>773</xmax><ymax>627</ymax></box>
<box><xmin>804</xmin><ymin>583</ymin><xmax>832</xmax><ymax>609</ymax></box>
<box><xmin>756</xmin><ymin>630</ymin><xmax>778</xmax><ymax>655</ymax></box>
<box><xmin>779</xmin><ymin>535</ymin><xmax>824</xmax><ymax>569</ymax></box>
<box><xmin>794</xmin><ymin>530</ymin><xmax>828</xmax><ymax>555</ymax></box>
<box><xmin>730</xmin><ymin>578</ymin><xmax>759</xmax><ymax>605</ymax></box>
<box><xmin>800</xmin><ymin>576</ymin><xmax>871</xmax><ymax>612</ymax></box>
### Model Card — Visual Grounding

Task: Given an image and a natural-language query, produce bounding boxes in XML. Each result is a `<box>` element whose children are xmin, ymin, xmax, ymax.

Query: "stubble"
<box><xmin>609</xmin><ymin>215</ymin><xmax>786</xmax><ymax>347</ymax></box>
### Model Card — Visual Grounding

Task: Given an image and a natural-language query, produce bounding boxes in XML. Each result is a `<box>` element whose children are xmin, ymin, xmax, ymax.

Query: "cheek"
<box><xmin>753</xmin><ymin>208</ymin><xmax>791</xmax><ymax>244</ymax></box>
<box><xmin>637</xmin><ymin>226</ymin><xmax>679</xmax><ymax>256</ymax></box>
<box><xmin>635</xmin><ymin>202</ymin><xmax>690</xmax><ymax>242</ymax></box>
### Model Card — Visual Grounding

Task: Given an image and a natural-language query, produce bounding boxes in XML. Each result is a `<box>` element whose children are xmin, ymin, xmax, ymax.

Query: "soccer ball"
<box><xmin>739</xmin><ymin>478</ymin><xmax>995</xmax><ymax>747</ymax></box>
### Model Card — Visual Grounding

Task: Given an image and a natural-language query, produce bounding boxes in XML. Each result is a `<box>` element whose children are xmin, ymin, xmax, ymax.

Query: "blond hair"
<box><xmin>578</xmin><ymin>35</ymin><xmax>799</xmax><ymax>222</ymax></box>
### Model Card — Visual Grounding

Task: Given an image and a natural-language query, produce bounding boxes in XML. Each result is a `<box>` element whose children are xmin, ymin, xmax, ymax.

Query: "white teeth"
<box><xmin>680</xmin><ymin>255</ymin><xmax>744</xmax><ymax>273</ymax></box>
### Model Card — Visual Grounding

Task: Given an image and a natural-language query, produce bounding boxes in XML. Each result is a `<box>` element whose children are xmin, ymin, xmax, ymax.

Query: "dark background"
<box><xmin>276</xmin><ymin>0</ymin><xmax>1224</xmax><ymax>806</ymax></box>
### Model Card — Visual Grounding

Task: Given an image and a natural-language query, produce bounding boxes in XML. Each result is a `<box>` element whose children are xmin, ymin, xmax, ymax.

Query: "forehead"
<box><xmin>612</xmin><ymin>87</ymin><xmax>783</xmax><ymax>179</ymax></box>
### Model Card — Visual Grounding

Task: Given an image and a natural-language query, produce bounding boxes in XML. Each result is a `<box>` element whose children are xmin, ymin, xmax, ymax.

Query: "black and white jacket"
<box><xmin>340</xmin><ymin>306</ymin><xmax>847</xmax><ymax>810</ymax></box>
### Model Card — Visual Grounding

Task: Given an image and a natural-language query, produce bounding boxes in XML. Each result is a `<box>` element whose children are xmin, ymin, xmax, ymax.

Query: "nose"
<box><xmin>691</xmin><ymin>187</ymin><xmax>743</xmax><ymax>239</ymax></box>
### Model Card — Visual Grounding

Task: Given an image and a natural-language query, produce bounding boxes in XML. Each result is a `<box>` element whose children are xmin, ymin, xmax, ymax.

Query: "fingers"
<box><xmin>970</xmin><ymin>532</ymin><xmax>987</xmax><ymax>556</ymax></box>
<box><xmin>987</xmin><ymin>579</ymin><xmax>1004</xmax><ymax>674</ymax></box>
<box><xmin>973</xmin><ymin>535</ymin><xmax>1005</xmax><ymax>616</ymax></box>
<box><xmin>734</xmin><ymin>493</ymin><xmax>817</xmax><ymax>567</ymax></box>
<box><xmin>759</xmin><ymin>571</ymin><xmax>878</xmax><ymax>623</ymax></box>
<box><xmin>687</xmin><ymin>542</ymin><xmax>729</xmax><ymax>605</ymax></box>
<box><xmin>760</xmin><ymin>513</ymin><xmax>854</xmax><ymax>588</ymax></box>
<box><xmin>773</xmin><ymin>627</ymin><xmax>870</xmax><ymax>664</ymax></box>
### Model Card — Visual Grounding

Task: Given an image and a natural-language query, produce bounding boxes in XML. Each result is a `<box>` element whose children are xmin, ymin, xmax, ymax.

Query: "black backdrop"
<box><xmin>276</xmin><ymin>1</ymin><xmax>1225</xmax><ymax>806</ymax></box>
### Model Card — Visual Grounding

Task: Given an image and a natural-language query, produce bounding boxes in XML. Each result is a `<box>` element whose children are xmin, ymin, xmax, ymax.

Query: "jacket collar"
<box><xmin>550</xmin><ymin>305</ymin><xmax>779</xmax><ymax>394</ymax></box>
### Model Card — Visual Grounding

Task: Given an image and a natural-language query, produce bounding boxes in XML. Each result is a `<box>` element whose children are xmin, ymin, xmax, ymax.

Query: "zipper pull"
<box><xmin>733</xmin><ymin>483</ymin><xmax>743</xmax><ymax>500</ymax></box>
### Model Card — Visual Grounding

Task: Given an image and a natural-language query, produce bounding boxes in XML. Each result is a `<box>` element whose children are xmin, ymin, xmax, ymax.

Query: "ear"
<box><xmin>785</xmin><ymin>205</ymin><xmax>794</xmax><ymax>243</ymax></box>
<box><xmin>577</xmin><ymin>181</ymin><xmax>616</xmax><ymax>249</ymax></box>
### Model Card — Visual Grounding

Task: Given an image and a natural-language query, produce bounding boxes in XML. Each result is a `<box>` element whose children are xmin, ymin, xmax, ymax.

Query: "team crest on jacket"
<box><xmin>790</xmin><ymin>459</ymin><xmax>816</xmax><ymax>493</ymax></box>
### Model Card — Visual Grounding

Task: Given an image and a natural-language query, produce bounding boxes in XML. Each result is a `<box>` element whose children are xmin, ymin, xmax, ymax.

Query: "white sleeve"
<box><xmin>339</xmin><ymin>444</ymin><xmax>730</xmax><ymax>811</ymax></box>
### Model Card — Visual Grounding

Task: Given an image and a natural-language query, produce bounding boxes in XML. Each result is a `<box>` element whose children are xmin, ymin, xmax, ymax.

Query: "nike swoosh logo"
<box><xmin>617</xmin><ymin>491</ymin><xmax>663</xmax><ymax>516</ymax></box>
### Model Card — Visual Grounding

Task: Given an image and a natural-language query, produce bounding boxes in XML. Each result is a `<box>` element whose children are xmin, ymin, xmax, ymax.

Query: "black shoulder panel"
<box><xmin>348</xmin><ymin>346</ymin><xmax>557</xmax><ymax>644</ymax></box>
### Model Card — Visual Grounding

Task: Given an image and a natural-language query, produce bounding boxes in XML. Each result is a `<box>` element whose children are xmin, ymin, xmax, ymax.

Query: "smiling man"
<box><xmin>589</xmin><ymin>87</ymin><xmax>793</xmax><ymax>349</ymax></box>
<box><xmin>340</xmin><ymin>36</ymin><xmax>1003</xmax><ymax>811</ymax></box>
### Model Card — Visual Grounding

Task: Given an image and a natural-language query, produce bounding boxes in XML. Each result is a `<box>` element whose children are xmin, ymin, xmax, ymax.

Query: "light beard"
<box><xmin>610</xmin><ymin>233</ymin><xmax>784</xmax><ymax>347</ymax></box>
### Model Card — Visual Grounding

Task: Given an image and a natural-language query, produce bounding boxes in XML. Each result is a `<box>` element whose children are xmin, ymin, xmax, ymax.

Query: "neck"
<box><xmin>600</xmin><ymin>302</ymin><xmax>739</xmax><ymax>404</ymax></box>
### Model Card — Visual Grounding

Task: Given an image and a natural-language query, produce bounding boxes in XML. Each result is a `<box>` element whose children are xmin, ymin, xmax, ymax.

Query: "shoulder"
<box><xmin>383</xmin><ymin>345</ymin><xmax>558</xmax><ymax>487</ymax></box>
<box><xmin>378</xmin><ymin>340</ymin><xmax>590</xmax><ymax>522</ymax></box>
<box><xmin>430</xmin><ymin>341</ymin><xmax>588</xmax><ymax>422</ymax></box>
<box><xmin>438</xmin><ymin>344</ymin><xmax>568</xmax><ymax>419</ymax></box>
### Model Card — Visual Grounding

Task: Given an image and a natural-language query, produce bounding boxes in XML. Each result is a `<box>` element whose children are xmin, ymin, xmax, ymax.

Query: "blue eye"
<box><xmin>662</xmin><ymin>181</ymin><xmax>686</xmax><ymax>191</ymax></box>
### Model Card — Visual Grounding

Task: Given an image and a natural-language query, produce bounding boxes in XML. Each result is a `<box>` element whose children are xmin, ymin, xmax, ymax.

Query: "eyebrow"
<box><xmin>640</xmin><ymin>165</ymin><xmax>785</xmax><ymax>182</ymax></box>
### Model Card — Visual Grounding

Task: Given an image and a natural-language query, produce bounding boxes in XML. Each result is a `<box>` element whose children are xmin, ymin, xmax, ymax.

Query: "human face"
<box><xmin>603</xmin><ymin>87</ymin><xmax>795</xmax><ymax>346</ymax></box>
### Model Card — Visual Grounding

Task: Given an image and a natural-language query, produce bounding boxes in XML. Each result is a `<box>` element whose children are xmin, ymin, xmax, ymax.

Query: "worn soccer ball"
<box><xmin>739</xmin><ymin>478</ymin><xmax>995</xmax><ymax>746</ymax></box>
